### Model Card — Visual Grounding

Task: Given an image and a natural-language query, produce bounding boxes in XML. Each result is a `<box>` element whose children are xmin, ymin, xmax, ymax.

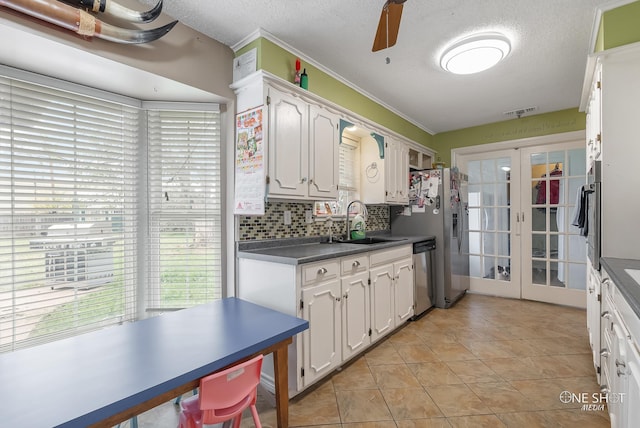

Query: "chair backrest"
<box><xmin>198</xmin><ymin>354</ymin><xmax>263</xmax><ymax>424</ymax></box>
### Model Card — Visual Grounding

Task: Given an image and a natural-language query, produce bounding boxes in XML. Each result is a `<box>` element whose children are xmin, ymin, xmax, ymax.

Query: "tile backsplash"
<box><xmin>238</xmin><ymin>202</ymin><xmax>389</xmax><ymax>241</ymax></box>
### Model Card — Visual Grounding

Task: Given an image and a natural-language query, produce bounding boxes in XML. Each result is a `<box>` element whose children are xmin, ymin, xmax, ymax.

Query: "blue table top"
<box><xmin>0</xmin><ymin>297</ymin><xmax>308</xmax><ymax>427</ymax></box>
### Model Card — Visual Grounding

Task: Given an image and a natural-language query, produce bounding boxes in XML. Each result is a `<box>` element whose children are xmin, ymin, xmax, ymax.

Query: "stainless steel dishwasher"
<box><xmin>412</xmin><ymin>238</ymin><xmax>436</xmax><ymax>319</ymax></box>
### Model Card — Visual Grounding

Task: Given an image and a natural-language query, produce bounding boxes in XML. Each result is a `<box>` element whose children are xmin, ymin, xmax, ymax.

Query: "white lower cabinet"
<box><xmin>237</xmin><ymin>244</ymin><xmax>413</xmax><ymax>396</ymax></box>
<box><xmin>341</xmin><ymin>254</ymin><xmax>371</xmax><ymax>361</ymax></box>
<box><xmin>596</xmin><ymin>266</ymin><xmax>640</xmax><ymax>428</ymax></box>
<box><xmin>301</xmin><ymin>275</ymin><xmax>341</xmax><ymax>387</ymax></box>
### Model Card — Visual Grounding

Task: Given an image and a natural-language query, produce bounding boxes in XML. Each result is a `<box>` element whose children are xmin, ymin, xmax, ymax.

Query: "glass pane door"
<box><xmin>520</xmin><ymin>143</ymin><xmax>587</xmax><ymax>307</ymax></box>
<box><xmin>458</xmin><ymin>150</ymin><xmax>521</xmax><ymax>299</ymax></box>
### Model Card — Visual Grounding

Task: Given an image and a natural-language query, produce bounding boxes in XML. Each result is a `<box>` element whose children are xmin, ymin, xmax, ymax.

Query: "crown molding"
<box><xmin>231</xmin><ymin>28</ymin><xmax>435</xmax><ymax>136</ymax></box>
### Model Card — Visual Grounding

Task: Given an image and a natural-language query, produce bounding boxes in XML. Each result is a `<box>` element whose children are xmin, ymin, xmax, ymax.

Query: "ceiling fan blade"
<box><xmin>372</xmin><ymin>1</ymin><xmax>404</xmax><ymax>52</ymax></box>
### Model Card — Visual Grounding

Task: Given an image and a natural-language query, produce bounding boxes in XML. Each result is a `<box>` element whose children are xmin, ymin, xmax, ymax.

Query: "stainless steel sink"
<box><xmin>342</xmin><ymin>237</ymin><xmax>405</xmax><ymax>245</ymax></box>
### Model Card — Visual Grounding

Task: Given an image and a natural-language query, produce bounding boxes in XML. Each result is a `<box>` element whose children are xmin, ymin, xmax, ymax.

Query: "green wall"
<box><xmin>597</xmin><ymin>1</ymin><xmax>640</xmax><ymax>51</ymax></box>
<box><xmin>432</xmin><ymin>109</ymin><xmax>586</xmax><ymax>166</ymax></box>
<box><xmin>237</xmin><ymin>38</ymin><xmax>434</xmax><ymax>148</ymax></box>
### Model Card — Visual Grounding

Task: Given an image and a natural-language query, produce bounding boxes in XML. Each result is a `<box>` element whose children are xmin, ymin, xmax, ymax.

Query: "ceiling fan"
<box><xmin>372</xmin><ymin>0</ymin><xmax>407</xmax><ymax>52</ymax></box>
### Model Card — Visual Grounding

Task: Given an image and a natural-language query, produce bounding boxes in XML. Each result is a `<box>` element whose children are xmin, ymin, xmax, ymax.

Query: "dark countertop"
<box><xmin>601</xmin><ymin>257</ymin><xmax>640</xmax><ymax>319</ymax></box>
<box><xmin>237</xmin><ymin>234</ymin><xmax>435</xmax><ymax>265</ymax></box>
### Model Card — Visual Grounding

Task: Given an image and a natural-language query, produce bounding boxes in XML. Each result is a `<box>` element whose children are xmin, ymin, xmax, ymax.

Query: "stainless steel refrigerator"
<box><xmin>391</xmin><ymin>168</ymin><xmax>470</xmax><ymax>308</ymax></box>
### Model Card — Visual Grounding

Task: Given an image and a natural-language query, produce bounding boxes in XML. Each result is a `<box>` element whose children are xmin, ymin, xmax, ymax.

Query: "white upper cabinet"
<box><xmin>308</xmin><ymin>104</ymin><xmax>340</xmax><ymax>199</ymax></box>
<box><xmin>360</xmin><ymin>135</ymin><xmax>411</xmax><ymax>205</ymax></box>
<box><xmin>267</xmin><ymin>87</ymin><xmax>309</xmax><ymax>198</ymax></box>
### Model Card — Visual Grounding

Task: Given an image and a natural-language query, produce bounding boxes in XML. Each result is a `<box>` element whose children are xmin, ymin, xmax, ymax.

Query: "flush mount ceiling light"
<box><xmin>440</xmin><ymin>33</ymin><xmax>511</xmax><ymax>75</ymax></box>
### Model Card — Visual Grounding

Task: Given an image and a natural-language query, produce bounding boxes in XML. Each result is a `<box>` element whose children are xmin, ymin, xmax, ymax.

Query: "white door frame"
<box><xmin>451</xmin><ymin>130</ymin><xmax>586</xmax><ymax>307</ymax></box>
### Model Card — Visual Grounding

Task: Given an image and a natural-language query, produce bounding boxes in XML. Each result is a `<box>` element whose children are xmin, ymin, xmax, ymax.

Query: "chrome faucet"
<box><xmin>345</xmin><ymin>200</ymin><xmax>368</xmax><ymax>240</ymax></box>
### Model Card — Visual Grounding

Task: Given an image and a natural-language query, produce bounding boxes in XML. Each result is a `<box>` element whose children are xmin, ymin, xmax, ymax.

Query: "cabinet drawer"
<box><xmin>341</xmin><ymin>254</ymin><xmax>369</xmax><ymax>276</ymax></box>
<box><xmin>369</xmin><ymin>245</ymin><xmax>412</xmax><ymax>267</ymax></box>
<box><xmin>302</xmin><ymin>260</ymin><xmax>340</xmax><ymax>285</ymax></box>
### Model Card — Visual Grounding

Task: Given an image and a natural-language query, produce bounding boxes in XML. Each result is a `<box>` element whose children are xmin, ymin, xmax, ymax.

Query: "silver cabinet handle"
<box><xmin>600</xmin><ymin>386</ymin><xmax>610</xmax><ymax>394</ymax></box>
<box><xmin>602</xmin><ymin>278</ymin><xmax>610</xmax><ymax>285</ymax></box>
<box><xmin>616</xmin><ymin>359</ymin><xmax>626</xmax><ymax>368</ymax></box>
<box><xmin>318</xmin><ymin>267</ymin><xmax>328</xmax><ymax>274</ymax></box>
<box><xmin>344</xmin><ymin>292</ymin><xmax>349</xmax><ymax>299</ymax></box>
<box><xmin>600</xmin><ymin>348</ymin><xmax>610</xmax><ymax>357</ymax></box>
<box><xmin>588</xmin><ymin>286</ymin><xmax>595</xmax><ymax>294</ymax></box>
<box><xmin>301</xmin><ymin>177</ymin><xmax>307</xmax><ymax>183</ymax></box>
<box><xmin>352</xmin><ymin>260</ymin><xmax>360</xmax><ymax>267</ymax></box>
<box><xmin>602</xmin><ymin>311</ymin><xmax>612</xmax><ymax>319</ymax></box>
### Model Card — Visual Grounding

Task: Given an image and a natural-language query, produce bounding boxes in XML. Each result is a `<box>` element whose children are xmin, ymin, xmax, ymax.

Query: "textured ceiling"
<box><xmin>139</xmin><ymin>0</ymin><xmax>620</xmax><ymax>134</ymax></box>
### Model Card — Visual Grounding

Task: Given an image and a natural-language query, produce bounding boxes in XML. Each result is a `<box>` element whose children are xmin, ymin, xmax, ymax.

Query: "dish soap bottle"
<box><xmin>350</xmin><ymin>213</ymin><xmax>366</xmax><ymax>240</ymax></box>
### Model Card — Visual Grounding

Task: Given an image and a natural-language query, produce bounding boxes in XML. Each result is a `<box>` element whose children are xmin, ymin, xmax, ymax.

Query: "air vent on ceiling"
<box><xmin>503</xmin><ymin>106</ymin><xmax>537</xmax><ymax>119</ymax></box>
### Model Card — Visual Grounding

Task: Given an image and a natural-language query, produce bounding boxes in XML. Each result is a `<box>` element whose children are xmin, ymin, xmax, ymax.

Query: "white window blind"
<box><xmin>146</xmin><ymin>109</ymin><xmax>222</xmax><ymax>310</ymax></box>
<box><xmin>338</xmin><ymin>137</ymin><xmax>361</xmax><ymax>215</ymax></box>
<box><xmin>0</xmin><ymin>76</ymin><xmax>138</xmax><ymax>352</ymax></box>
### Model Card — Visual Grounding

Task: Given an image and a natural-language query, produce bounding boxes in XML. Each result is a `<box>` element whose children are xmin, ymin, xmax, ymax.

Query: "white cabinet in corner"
<box><xmin>232</xmin><ymin>73</ymin><xmax>340</xmax><ymax>201</ymax></box>
<box><xmin>360</xmin><ymin>134</ymin><xmax>409</xmax><ymax>205</ymax></box>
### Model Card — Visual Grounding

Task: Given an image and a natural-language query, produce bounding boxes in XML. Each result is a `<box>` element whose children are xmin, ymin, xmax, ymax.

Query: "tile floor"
<box><xmin>122</xmin><ymin>294</ymin><xmax>610</xmax><ymax>428</ymax></box>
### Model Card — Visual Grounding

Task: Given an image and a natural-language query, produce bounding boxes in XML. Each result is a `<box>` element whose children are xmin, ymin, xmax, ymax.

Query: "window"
<box><xmin>146</xmin><ymin>108</ymin><xmax>222</xmax><ymax>310</ymax></box>
<box><xmin>0</xmin><ymin>72</ymin><xmax>223</xmax><ymax>352</ymax></box>
<box><xmin>314</xmin><ymin>134</ymin><xmax>361</xmax><ymax>217</ymax></box>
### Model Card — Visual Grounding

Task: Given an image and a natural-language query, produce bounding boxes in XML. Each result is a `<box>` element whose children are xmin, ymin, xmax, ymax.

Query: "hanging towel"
<box><xmin>572</xmin><ymin>185</ymin><xmax>592</xmax><ymax>236</ymax></box>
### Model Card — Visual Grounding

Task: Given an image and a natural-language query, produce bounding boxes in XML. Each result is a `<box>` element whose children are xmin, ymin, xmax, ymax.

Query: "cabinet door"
<box><xmin>393</xmin><ymin>257</ymin><xmax>414</xmax><ymax>327</ymax></box>
<box><xmin>609</xmin><ymin>320</ymin><xmax>628</xmax><ymax>428</ymax></box>
<box><xmin>586</xmin><ymin>265</ymin><xmax>601</xmax><ymax>380</ymax></box>
<box><xmin>301</xmin><ymin>279</ymin><xmax>341</xmax><ymax>387</ymax></box>
<box><xmin>369</xmin><ymin>265</ymin><xmax>394</xmax><ymax>342</ymax></box>
<box><xmin>384</xmin><ymin>139</ymin><xmax>398</xmax><ymax>203</ymax></box>
<box><xmin>625</xmin><ymin>338</ymin><xmax>640</xmax><ymax>428</ymax></box>
<box><xmin>341</xmin><ymin>271</ymin><xmax>370</xmax><ymax>361</ymax></box>
<box><xmin>395</xmin><ymin>141</ymin><xmax>409</xmax><ymax>205</ymax></box>
<box><xmin>308</xmin><ymin>105</ymin><xmax>339</xmax><ymax>199</ymax></box>
<box><xmin>268</xmin><ymin>87</ymin><xmax>309</xmax><ymax>197</ymax></box>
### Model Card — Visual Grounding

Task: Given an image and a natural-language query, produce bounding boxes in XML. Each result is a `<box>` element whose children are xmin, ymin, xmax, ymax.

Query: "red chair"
<box><xmin>178</xmin><ymin>354</ymin><xmax>263</xmax><ymax>428</ymax></box>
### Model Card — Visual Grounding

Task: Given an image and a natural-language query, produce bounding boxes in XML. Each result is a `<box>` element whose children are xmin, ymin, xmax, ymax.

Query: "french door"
<box><xmin>519</xmin><ymin>144</ymin><xmax>587</xmax><ymax>307</ymax></box>
<box><xmin>457</xmin><ymin>139</ymin><xmax>587</xmax><ymax>307</ymax></box>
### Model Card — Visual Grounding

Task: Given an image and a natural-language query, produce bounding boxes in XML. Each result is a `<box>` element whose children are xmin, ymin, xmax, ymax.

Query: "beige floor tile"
<box><xmin>456</xmin><ymin>340</ymin><xmax>515</xmax><ymax>359</ymax></box>
<box><xmin>468</xmin><ymin>381</ymin><xmax>539</xmax><ymax>413</ymax></box>
<box><xmin>395</xmin><ymin>344</ymin><xmax>441</xmax><ymax>363</ymax></box>
<box><xmin>510</xmin><ymin>378</ymin><xmax>592</xmax><ymax>410</ymax></box>
<box><xmin>497</xmin><ymin>339</ymin><xmax>549</xmax><ymax>357</ymax></box>
<box><xmin>544</xmin><ymin>409</ymin><xmax>610</xmax><ymax>427</ymax></box>
<box><xmin>446</xmin><ymin>414</ymin><xmax>507</xmax><ymax>428</ymax></box>
<box><xmin>341</xmin><ymin>422</ymin><xmax>398</xmax><ymax>428</ymax></box>
<box><xmin>424</xmin><ymin>384</ymin><xmax>492</xmax><ymax>417</ymax></box>
<box><xmin>332</xmin><ymin>358</ymin><xmax>378</xmax><ymax>391</ymax></box>
<box><xmin>445</xmin><ymin>359</ymin><xmax>502</xmax><ymax>384</ymax></box>
<box><xmin>380</xmin><ymin>388</ymin><xmax>443</xmax><ymax>419</ymax></box>
<box><xmin>388</xmin><ymin>329</ymin><xmax>428</xmax><ymax>346</ymax></box>
<box><xmin>395</xmin><ymin>418</ymin><xmax>452</xmax><ymax>428</ymax></box>
<box><xmin>289</xmin><ymin>381</ymin><xmax>341</xmax><ymax>426</ymax></box>
<box><xmin>369</xmin><ymin>364</ymin><xmax>421</xmax><ymax>389</ymax></box>
<box><xmin>496</xmin><ymin>411</ymin><xmax>558</xmax><ymax>427</ymax></box>
<box><xmin>482</xmin><ymin>357</ymin><xmax>546</xmax><ymax>380</ymax></box>
<box><xmin>429</xmin><ymin>343</ymin><xmax>477</xmax><ymax>362</ymax></box>
<box><xmin>365</xmin><ymin>342</ymin><xmax>404</xmax><ymax>366</ymax></box>
<box><xmin>335</xmin><ymin>389</ymin><xmax>393</xmax><ymax>423</ymax></box>
<box><xmin>408</xmin><ymin>362</ymin><xmax>464</xmax><ymax>387</ymax></box>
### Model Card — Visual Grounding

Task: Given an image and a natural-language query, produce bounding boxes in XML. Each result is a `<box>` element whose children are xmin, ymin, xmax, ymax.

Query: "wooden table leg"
<box><xmin>273</xmin><ymin>340</ymin><xmax>290</xmax><ymax>428</ymax></box>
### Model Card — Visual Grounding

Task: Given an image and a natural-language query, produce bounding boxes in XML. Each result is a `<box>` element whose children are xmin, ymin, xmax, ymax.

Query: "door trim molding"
<box><xmin>451</xmin><ymin>130</ymin><xmax>585</xmax><ymax>165</ymax></box>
